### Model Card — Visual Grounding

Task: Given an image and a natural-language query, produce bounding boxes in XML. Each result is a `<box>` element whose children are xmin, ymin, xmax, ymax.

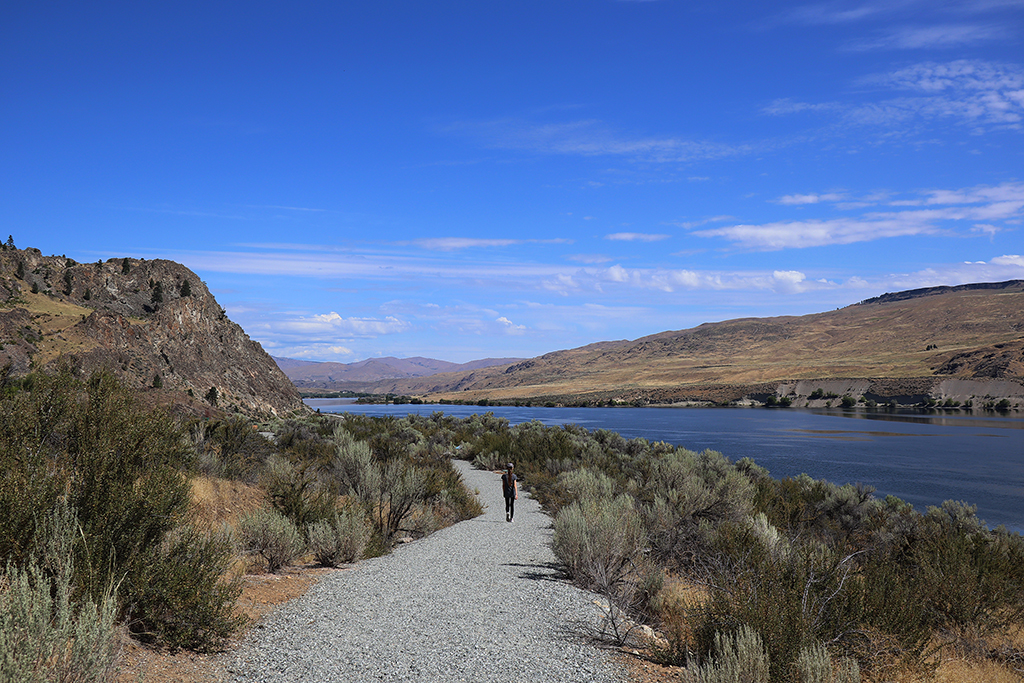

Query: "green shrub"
<box><xmin>796</xmin><ymin>642</ymin><xmax>860</xmax><ymax>683</ymax></box>
<box><xmin>236</xmin><ymin>508</ymin><xmax>305</xmax><ymax>573</ymax></box>
<box><xmin>0</xmin><ymin>562</ymin><xmax>118</xmax><ymax>683</ymax></box>
<box><xmin>328</xmin><ymin>427</ymin><xmax>380</xmax><ymax>500</ymax></box>
<box><xmin>471</xmin><ymin>449</ymin><xmax>506</xmax><ymax>471</ymax></box>
<box><xmin>682</xmin><ymin>625</ymin><xmax>770</xmax><ymax>683</ymax></box>
<box><xmin>195</xmin><ymin>416</ymin><xmax>275</xmax><ymax>481</ymax></box>
<box><xmin>0</xmin><ymin>499</ymin><xmax>118</xmax><ymax>682</ymax></box>
<box><xmin>636</xmin><ymin>449</ymin><xmax>755</xmax><ymax>567</ymax></box>
<box><xmin>306</xmin><ymin>506</ymin><xmax>369</xmax><ymax>567</ymax></box>
<box><xmin>556</xmin><ymin>468</ymin><xmax>616</xmax><ymax>504</ymax></box>
<box><xmin>372</xmin><ymin>459</ymin><xmax>427</xmax><ymax>541</ymax></box>
<box><xmin>695</xmin><ymin>528</ymin><xmax>862</xmax><ymax>682</ymax></box>
<box><xmin>262</xmin><ymin>454</ymin><xmax>336</xmax><ymax>529</ymax></box>
<box><xmin>123</xmin><ymin>525</ymin><xmax>244</xmax><ymax>651</ymax></box>
<box><xmin>0</xmin><ymin>368</ymin><xmax>193</xmax><ymax>608</ymax></box>
<box><xmin>553</xmin><ymin>495</ymin><xmax>645</xmax><ymax>595</ymax></box>
<box><xmin>420</xmin><ymin>459</ymin><xmax>484</xmax><ymax>525</ymax></box>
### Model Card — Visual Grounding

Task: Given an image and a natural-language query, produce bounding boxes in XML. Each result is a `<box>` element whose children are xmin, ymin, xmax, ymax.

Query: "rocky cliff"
<box><xmin>0</xmin><ymin>245</ymin><xmax>303</xmax><ymax>417</ymax></box>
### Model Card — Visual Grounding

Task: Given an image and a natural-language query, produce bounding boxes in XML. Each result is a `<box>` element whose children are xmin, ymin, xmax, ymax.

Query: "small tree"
<box><xmin>152</xmin><ymin>373</ymin><xmax>163</xmax><ymax>389</ymax></box>
<box><xmin>15</xmin><ymin>261</ymin><xmax>25</xmax><ymax>280</ymax></box>
<box><xmin>151</xmin><ymin>281</ymin><xmax>163</xmax><ymax>305</ymax></box>
<box><xmin>63</xmin><ymin>270</ymin><xmax>74</xmax><ymax>296</ymax></box>
<box><xmin>5</xmin><ymin>235</ymin><xmax>14</xmax><ymax>249</ymax></box>
<box><xmin>121</xmin><ymin>258</ymin><xmax>130</xmax><ymax>274</ymax></box>
<box><xmin>205</xmin><ymin>386</ymin><xmax>218</xmax><ymax>406</ymax></box>
<box><xmin>179</xmin><ymin>279</ymin><xmax>192</xmax><ymax>297</ymax></box>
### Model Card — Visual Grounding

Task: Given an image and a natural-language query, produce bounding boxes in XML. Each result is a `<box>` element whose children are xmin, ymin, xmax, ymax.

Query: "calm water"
<box><xmin>306</xmin><ymin>400</ymin><xmax>1024</xmax><ymax>533</ymax></box>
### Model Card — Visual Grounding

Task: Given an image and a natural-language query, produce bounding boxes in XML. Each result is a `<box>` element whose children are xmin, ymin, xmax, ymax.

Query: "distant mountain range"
<box><xmin>273</xmin><ymin>355</ymin><xmax>523</xmax><ymax>391</ymax></box>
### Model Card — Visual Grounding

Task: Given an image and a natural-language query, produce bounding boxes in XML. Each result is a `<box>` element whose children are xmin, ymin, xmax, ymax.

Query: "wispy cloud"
<box><xmin>765</xmin><ymin>0</ymin><xmax>1019</xmax><ymax>36</ymax></box>
<box><xmin>769</xmin><ymin>60</ymin><xmax>1024</xmax><ymax>133</ymax></box>
<box><xmin>445</xmin><ymin>118</ymin><xmax>756</xmax><ymax>163</ymax></box>
<box><xmin>410</xmin><ymin>237</ymin><xmax>572</xmax><ymax>251</ymax></box>
<box><xmin>695</xmin><ymin>181</ymin><xmax>1024</xmax><ymax>250</ymax></box>
<box><xmin>605</xmin><ymin>232</ymin><xmax>671</xmax><ymax>242</ymax></box>
<box><xmin>243</xmin><ymin>205</ymin><xmax>327</xmax><ymax>212</ymax></box>
<box><xmin>774</xmin><ymin>193</ymin><xmax>847</xmax><ymax>205</ymax></box>
<box><xmin>848</xmin><ymin>23</ymin><xmax>1010</xmax><ymax>50</ymax></box>
<box><xmin>568</xmin><ymin>254</ymin><xmax>614</xmax><ymax>264</ymax></box>
<box><xmin>762</xmin><ymin>98</ymin><xmax>842</xmax><ymax>116</ymax></box>
<box><xmin>669</xmin><ymin>216</ymin><xmax>735</xmax><ymax>229</ymax></box>
<box><xmin>413</xmin><ymin>238</ymin><xmax>520</xmax><ymax>250</ymax></box>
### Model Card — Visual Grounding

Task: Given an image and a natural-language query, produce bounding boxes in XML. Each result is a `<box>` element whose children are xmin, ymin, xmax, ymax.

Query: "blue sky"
<box><xmin>3</xmin><ymin>1</ymin><xmax>1023</xmax><ymax>363</ymax></box>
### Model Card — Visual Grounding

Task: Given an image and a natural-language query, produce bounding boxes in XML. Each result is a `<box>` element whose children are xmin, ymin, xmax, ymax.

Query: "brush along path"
<box><xmin>225</xmin><ymin>460</ymin><xmax>624</xmax><ymax>683</ymax></box>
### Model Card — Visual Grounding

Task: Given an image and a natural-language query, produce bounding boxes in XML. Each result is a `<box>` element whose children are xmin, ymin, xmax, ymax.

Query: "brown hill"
<box><xmin>375</xmin><ymin>281</ymin><xmax>1024</xmax><ymax>407</ymax></box>
<box><xmin>0</xmin><ymin>247</ymin><xmax>302</xmax><ymax>417</ymax></box>
<box><xmin>275</xmin><ymin>355</ymin><xmax>524</xmax><ymax>391</ymax></box>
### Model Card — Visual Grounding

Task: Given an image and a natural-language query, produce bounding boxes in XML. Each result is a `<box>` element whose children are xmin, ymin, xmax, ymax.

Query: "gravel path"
<box><xmin>225</xmin><ymin>461</ymin><xmax>625</xmax><ymax>682</ymax></box>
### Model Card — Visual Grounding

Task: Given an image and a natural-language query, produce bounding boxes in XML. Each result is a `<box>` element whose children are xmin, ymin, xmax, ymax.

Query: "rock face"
<box><xmin>0</xmin><ymin>246</ymin><xmax>302</xmax><ymax>418</ymax></box>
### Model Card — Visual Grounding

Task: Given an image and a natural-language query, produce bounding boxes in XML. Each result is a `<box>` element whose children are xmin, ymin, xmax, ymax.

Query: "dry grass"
<box><xmin>17</xmin><ymin>291</ymin><xmax>100</xmax><ymax>364</ymax></box>
<box><xmin>932</xmin><ymin>659</ymin><xmax>1022</xmax><ymax>683</ymax></box>
<box><xmin>189</xmin><ymin>476</ymin><xmax>267</xmax><ymax>531</ymax></box>
<box><xmin>929</xmin><ymin>625</ymin><xmax>1024</xmax><ymax>683</ymax></box>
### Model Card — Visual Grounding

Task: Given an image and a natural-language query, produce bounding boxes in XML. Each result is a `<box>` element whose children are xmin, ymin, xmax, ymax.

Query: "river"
<box><xmin>305</xmin><ymin>400</ymin><xmax>1024</xmax><ymax>533</ymax></box>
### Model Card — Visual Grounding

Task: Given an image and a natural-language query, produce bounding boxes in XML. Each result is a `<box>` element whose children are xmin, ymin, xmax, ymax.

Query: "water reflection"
<box><xmin>816</xmin><ymin>407</ymin><xmax>1024</xmax><ymax>430</ymax></box>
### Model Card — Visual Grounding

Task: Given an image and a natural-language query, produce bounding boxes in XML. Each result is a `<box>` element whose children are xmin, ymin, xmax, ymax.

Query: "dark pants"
<box><xmin>504</xmin><ymin>495</ymin><xmax>515</xmax><ymax>520</ymax></box>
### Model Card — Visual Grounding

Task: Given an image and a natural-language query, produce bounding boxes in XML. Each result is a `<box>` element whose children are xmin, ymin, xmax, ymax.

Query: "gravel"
<box><xmin>225</xmin><ymin>461</ymin><xmax>625</xmax><ymax>682</ymax></box>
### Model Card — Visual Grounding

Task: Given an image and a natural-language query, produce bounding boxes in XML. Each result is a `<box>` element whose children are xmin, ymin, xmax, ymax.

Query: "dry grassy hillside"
<box><xmin>379</xmin><ymin>281</ymin><xmax>1024</xmax><ymax>406</ymax></box>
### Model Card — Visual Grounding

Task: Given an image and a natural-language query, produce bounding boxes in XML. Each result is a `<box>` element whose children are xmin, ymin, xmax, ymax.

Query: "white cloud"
<box><xmin>568</xmin><ymin>253</ymin><xmax>613</xmax><ymax>264</ymax></box>
<box><xmin>606</xmin><ymin>265</ymin><xmax>630</xmax><ymax>282</ymax></box>
<box><xmin>991</xmin><ymin>254</ymin><xmax>1024</xmax><ymax>266</ymax></box>
<box><xmin>414</xmin><ymin>238</ymin><xmax>520</xmax><ymax>250</ymax></box>
<box><xmin>411</xmin><ymin>237</ymin><xmax>572</xmax><ymax>251</ymax></box>
<box><xmin>446</xmin><ymin>118</ymin><xmax>755</xmax><ymax>163</ymax></box>
<box><xmin>279</xmin><ymin>313</ymin><xmax>411</xmax><ymax>337</ymax></box>
<box><xmin>289</xmin><ymin>345</ymin><xmax>354</xmax><ymax>359</ymax></box>
<box><xmin>849</xmin><ymin>24</ymin><xmax>1009</xmax><ymax>51</ymax></box>
<box><xmin>768</xmin><ymin>60</ymin><xmax>1024</xmax><ymax>135</ymax></box>
<box><xmin>698</xmin><ymin>181</ymin><xmax>1024</xmax><ymax>250</ymax></box>
<box><xmin>762</xmin><ymin>98</ymin><xmax>841</xmax><ymax>115</ymax></box>
<box><xmin>772</xmin><ymin>270</ymin><xmax>808</xmax><ymax>293</ymax></box>
<box><xmin>972</xmin><ymin>223</ymin><xmax>1002</xmax><ymax>236</ymax></box>
<box><xmin>774</xmin><ymin>193</ymin><xmax>846</xmax><ymax>205</ymax></box>
<box><xmin>496</xmin><ymin>316</ymin><xmax>526</xmax><ymax>334</ymax></box>
<box><xmin>854</xmin><ymin>60</ymin><xmax>1024</xmax><ymax>129</ymax></box>
<box><xmin>605</xmin><ymin>232</ymin><xmax>671</xmax><ymax>242</ymax></box>
<box><xmin>694</xmin><ymin>216</ymin><xmax>935</xmax><ymax>250</ymax></box>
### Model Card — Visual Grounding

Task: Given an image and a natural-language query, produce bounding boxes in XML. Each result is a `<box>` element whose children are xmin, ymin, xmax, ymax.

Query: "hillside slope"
<box><xmin>375</xmin><ymin>281</ymin><xmax>1024</xmax><ymax>406</ymax></box>
<box><xmin>274</xmin><ymin>355</ymin><xmax>525</xmax><ymax>391</ymax></box>
<box><xmin>0</xmin><ymin>246</ymin><xmax>302</xmax><ymax>417</ymax></box>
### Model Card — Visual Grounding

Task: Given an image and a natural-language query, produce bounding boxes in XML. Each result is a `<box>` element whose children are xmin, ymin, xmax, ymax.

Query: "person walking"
<box><xmin>501</xmin><ymin>462</ymin><xmax>518</xmax><ymax>522</ymax></box>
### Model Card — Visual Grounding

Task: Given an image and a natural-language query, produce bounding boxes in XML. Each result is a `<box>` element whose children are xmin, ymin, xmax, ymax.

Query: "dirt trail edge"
<box><xmin>224</xmin><ymin>460</ymin><xmax>625</xmax><ymax>683</ymax></box>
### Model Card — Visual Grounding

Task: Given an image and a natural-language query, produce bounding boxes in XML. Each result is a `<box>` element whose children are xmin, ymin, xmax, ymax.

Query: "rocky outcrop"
<box><xmin>0</xmin><ymin>247</ymin><xmax>302</xmax><ymax>417</ymax></box>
